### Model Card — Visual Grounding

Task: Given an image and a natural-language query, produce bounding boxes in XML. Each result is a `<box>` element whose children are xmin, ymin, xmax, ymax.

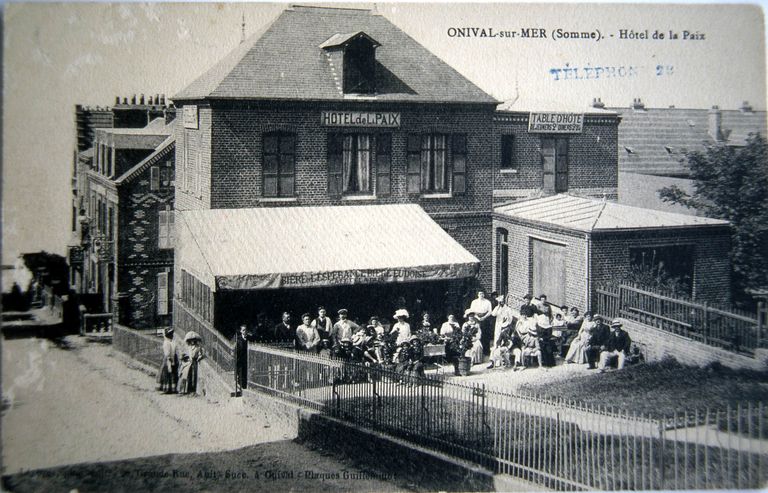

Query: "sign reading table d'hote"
<box><xmin>528</xmin><ymin>112</ymin><xmax>584</xmax><ymax>133</ymax></box>
<box><xmin>321</xmin><ymin>111</ymin><xmax>400</xmax><ymax>127</ymax></box>
<box><xmin>183</xmin><ymin>105</ymin><xmax>199</xmax><ymax>129</ymax></box>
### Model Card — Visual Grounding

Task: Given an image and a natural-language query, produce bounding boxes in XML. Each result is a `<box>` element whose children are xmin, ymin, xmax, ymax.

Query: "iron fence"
<box><xmin>248</xmin><ymin>344</ymin><xmax>768</xmax><ymax>491</ymax></box>
<box><xmin>596</xmin><ymin>283</ymin><xmax>762</xmax><ymax>354</ymax></box>
<box><xmin>112</xmin><ymin>323</ymin><xmax>164</xmax><ymax>368</ymax></box>
<box><xmin>81</xmin><ymin>313</ymin><xmax>113</xmax><ymax>337</ymax></box>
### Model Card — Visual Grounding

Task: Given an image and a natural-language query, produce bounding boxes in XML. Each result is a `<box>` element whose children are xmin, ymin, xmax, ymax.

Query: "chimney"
<box><xmin>148</xmin><ymin>95</ymin><xmax>154</xmax><ymax>105</ymax></box>
<box><xmin>155</xmin><ymin>94</ymin><xmax>160</xmax><ymax>106</ymax></box>
<box><xmin>740</xmin><ymin>101</ymin><xmax>753</xmax><ymax>113</ymax></box>
<box><xmin>631</xmin><ymin>98</ymin><xmax>645</xmax><ymax>110</ymax></box>
<box><xmin>708</xmin><ymin>105</ymin><xmax>723</xmax><ymax>141</ymax></box>
<box><xmin>123</xmin><ymin>97</ymin><xmax>128</xmax><ymax>104</ymax></box>
<box><xmin>131</xmin><ymin>94</ymin><xmax>137</xmax><ymax>105</ymax></box>
<box><xmin>164</xmin><ymin>104</ymin><xmax>177</xmax><ymax>125</ymax></box>
<box><xmin>115</xmin><ymin>96</ymin><xmax>120</xmax><ymax>105</ymax></box>
<box><xmin>160</xmin><ymin>94</ymin><xmax>166</xmax><ymax>106</ymax></box>
<box><xmin>140</xmin><ymin>93</ymin><xmax>145</xmax><ymax>105</ymax></box>
<box><xmin>592</xmin><ymin>97</ymin><xmax>605</xmax><ymax>109</ymax></box>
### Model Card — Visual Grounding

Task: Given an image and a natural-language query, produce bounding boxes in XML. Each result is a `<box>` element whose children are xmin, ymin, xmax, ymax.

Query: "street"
<box><xmin>1</xmin><ymin>336</ymin><xmax>409</xmax><ymax>492</ymax></box>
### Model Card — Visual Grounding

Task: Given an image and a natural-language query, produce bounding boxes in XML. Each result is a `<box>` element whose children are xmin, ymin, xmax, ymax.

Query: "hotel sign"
<box><xmin>183</xmin><ymin>105</ymin><xmax>199</xmax><ymax>129</ymax></box>
<box><xmin>321</xmin><ymin>111</ymin><xmax>401</xmax><ymax>128</ymax></box>
<box><xmin>528</xmin><ymin>112</ymin><xmax>584</xmax><ymax>133</ymax></box>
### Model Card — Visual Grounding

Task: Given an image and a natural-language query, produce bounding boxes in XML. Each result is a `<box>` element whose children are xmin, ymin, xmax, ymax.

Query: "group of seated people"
<box><xmin>248</xmin><ymin>293</ymin><xmax>640</xmax><ymax>378</ymax></box>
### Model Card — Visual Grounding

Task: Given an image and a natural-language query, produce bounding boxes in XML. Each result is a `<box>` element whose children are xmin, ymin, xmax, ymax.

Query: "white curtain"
<box><xmin>356</xmin><ymin>135</ymin><xmax>370</xmax><ymax>192</ymax></box>
<box><xmin>342</xmin><ymin>135</ymin><xmax>354</xmax><ymax>192</ymax></box>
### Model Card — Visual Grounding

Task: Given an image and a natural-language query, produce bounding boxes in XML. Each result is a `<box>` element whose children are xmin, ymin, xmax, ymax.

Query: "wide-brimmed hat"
<box><xmin>338</xmin><ymin>308</ymin><xmax>348</xmax><ymax>316</ymax></box>
<box><xmin>495</xmin><ymin>294</ymin><xmax>506</xmax><ymax>302</ymax></box>
<box><xmin>409</xmin><ymin>335</ymin><xmax>419</xmax><ymax>342</ymax></box>
<box><xmin>523</xmin><ymin>293</ymin><xmax>533</xmax><ymax>300</ymax></box>
<box><xmin>340</xmin><ymin>337</ymin><xmax>352</xmax><ymax>343</ymax></box>
<box><xmin>394</xmin><ymin>308</ymin><xmax>409</xmax><ymax>319</ymax></box>
<box><xmin>611</xmin><ymin>319</ymin><xmax>623</xmax><ymax>328</ymax></box>
<box><xmin>184</xmin><ymin>331</ymin><xmax>201</xmax><ymax>343</ymax></box>
<box><xmin>163</xmin><ymin>327</ymin><xmax>174</xmax><ymax>337</ymax></box>
<box><xmin>464</xmin><ymin>308</ymin><xmax>475</xmax><ymax>318</ymax></box>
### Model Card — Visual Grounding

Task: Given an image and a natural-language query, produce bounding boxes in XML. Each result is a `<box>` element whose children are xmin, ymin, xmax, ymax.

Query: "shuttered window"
<box><xmin>158</xmin><ymin>206</ymin><xmax>173</xmax><ymax>249</ymax></box>
<box><xmin>150</xmin><ymin>166</ymin><xmax>160</xmax><ymax>191</ymax></box>
<box><xmin>157</xmin><ymin>271</ymin><xmax>169</xmax><ymax>316</ymax></box>
<box><xmin>376</xmin><ymin>134</ymin><xmax>392</xmax><ymax>196</ymax></box>
<box><xmin>452</xmin><ymin>134</ymin><xmax>467</xmax><ymax>194</ymax></box>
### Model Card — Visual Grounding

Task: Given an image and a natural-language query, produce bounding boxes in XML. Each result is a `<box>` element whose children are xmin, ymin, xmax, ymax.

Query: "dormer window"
<box><xmin>320</xmin><ymin>31</ymin><xmax>380</xmax><ymax>95</ymax></box>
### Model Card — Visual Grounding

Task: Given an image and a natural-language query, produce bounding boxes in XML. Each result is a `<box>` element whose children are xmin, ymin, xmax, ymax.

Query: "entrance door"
<box><xmin>531</xmin><ymin>239</ymin><xmax>566</xmax><ymax>306</ymax></box>
<box><xmin>541</xmin><ymin>138</ymin><xmax>569</xmax><ymax>194</ymax></box>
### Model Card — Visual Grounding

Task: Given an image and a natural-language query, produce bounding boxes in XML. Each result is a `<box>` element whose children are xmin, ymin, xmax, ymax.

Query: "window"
<box><xmin>150</xmin><ymin>166</ymin><xmax>160</xmax><ymax>191</ymax></box>
<box><xmin>501</xmin><ymin>135</ymin><xmax>515</xmax><ymax>169</ymax></box>
<box><xmin>541</xmin><ymin>137</ymin><xmax>568</xmax><ymax>193</ymax></box>
<box><xmin>329</xmin><ymin>133</ymin><xmax>391</xmax><ymax>196</ymax></box>
<box><xmin>158</xmin><ymin>206</ymin><xmax>174</xmax><ymax>249</ymax></box>
<box><xmin>263</xmin><ymin>132</ymin><xmax>295</xmax><ymax>197</ymax></box>
<box><xmin>157</xmin><ymin>271</ymin><xmax>168</xmax><ymax>316</ymax></box>
<box><xmin>108</xmin><ymin>207</ymin><xmax>114</xmax><ymax>242</ymax></box>
<box><xmin>407</xmin><ymin>133</ymin><xmax>466</xmax><ymax>194</ymax></box>
<box><xmin>497</xmin><ymin>228</ymin><xmax>509</xmax><ymax>292</ymax></box>
<box><xmin>629</xmin><ymin>245</ymin><xmax>695</xmax><ymax>295</ymax></box>
<box><xmin>343</xmin><ymin>37</ymin><xmax>376</xmax><ymax>94</ymax></box>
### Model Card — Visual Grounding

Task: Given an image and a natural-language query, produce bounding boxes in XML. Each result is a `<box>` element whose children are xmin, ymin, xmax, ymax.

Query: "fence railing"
<box><xmin>113</xmin><ymin>324</ymin><xmax>164</xmax><ymax>368</ymax></box>
<box><xmin>596</xmin><ymin>283</ymin><xmax>763</xmax><ymax>354</ymax></box>
<box><xmin>81</xmin><ymin>313</ymin><xmax>113</xmax><ymax>337</ymax></box>
<box><xmin>246</xmin><ymin>344</ymin><xmax>768</xmax><ymax>491</ymax></box>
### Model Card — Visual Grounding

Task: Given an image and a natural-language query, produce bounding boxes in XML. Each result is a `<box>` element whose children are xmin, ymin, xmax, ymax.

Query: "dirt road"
<box><xmin>1</xmin><ymin>337</ymin><xmax>409</xmax><ymax>492</ymax></box>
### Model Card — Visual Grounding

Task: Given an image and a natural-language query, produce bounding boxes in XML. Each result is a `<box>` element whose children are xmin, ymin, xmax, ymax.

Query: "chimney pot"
<box><xmin>115</xmin><ymin>96</ymin><xmax>120</xmax><ymax>105</ymax></box>
<box><xmin>632</xmin><ymin>98</ymin><xmax>645</xmax><ymax>110</ymax></box>
<box><xmin>140</xmin><ymin>94</ymin><xmax>145</xmax><ymax>105</ymax></box>
<box><xmin>123</xmin><ymin>97</ymin><xmax>128</xmax><ymax>104</ymax></box>
<box><xmin>708</xmin><ymin>105</ymin><xmax>723</xmax><ymax>141</ymax></box>
<box><xmin>592</xmin><ymin>97</ymin><xmax>605</xmax><ymax>109</ymax></box>
<box><xmin>740</xmin><ymin>101</ymin><xmax>753</xmax><ymax>112</ymax></box>
<box><xmin>131</xmin><ymin>94</ymin><xmax>136</xmax><ymax>105</ymax></box>
<box><xmin>148</xmin><ymin>96</ymin><xmax>153</xmax><ymax>105</ymax></box>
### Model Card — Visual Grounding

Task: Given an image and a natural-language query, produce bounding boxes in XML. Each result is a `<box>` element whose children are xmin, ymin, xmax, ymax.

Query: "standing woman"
<box><xmin>179</xmin><ymin>331</ymin><xmax>206</xmax><ymax>395</ymax></box>
<box><xmin>157</xmin><ymin>327</ymin><xmax>178</xmax><ymax>394</ymax></box>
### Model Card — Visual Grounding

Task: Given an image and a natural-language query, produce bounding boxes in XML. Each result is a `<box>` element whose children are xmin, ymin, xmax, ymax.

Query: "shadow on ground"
<box><xmin>2</xmin><ymin>439</ymin><xmax>431</xmax><ymax>493</ymax></box>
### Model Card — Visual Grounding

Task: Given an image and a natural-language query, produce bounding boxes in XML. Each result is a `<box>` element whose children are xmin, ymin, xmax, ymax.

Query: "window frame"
<box><xmin>263</xmin><ymin>132</ymin><xmax>296</xmax><ymax>198</ymax></box>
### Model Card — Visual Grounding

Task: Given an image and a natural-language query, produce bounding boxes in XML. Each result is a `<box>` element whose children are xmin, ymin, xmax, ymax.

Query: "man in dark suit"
<box><xmin>235</xmin><ymin>324</ymin><xmax>251</xmax><ymax>391</ymax></box>
<box><xmin>273</xmin><ymin>312</ymin><xmax>295</xmax><ymax>344</ymax></box>
<box><xmin>599</xmin><ymin>320</ymin><xmax>632</xmax><ymax>371</ymax></box>
<box><xmin>586</xmin><ymin>315</ymin><xmax>609</xmax><ymax>369</ymax></box>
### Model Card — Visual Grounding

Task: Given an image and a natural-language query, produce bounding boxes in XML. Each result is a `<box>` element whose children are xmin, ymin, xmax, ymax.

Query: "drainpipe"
<box><xmin>585</xmin><ymin>233</ymin><xmax>591</xmax><ymax>312</ymax></box>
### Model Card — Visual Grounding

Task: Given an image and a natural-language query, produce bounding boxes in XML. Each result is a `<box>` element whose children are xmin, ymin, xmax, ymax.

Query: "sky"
<box><xmin>2</xmin><ymin>2</ymin><xmax>766</xmax><ymax>264</ymax></box>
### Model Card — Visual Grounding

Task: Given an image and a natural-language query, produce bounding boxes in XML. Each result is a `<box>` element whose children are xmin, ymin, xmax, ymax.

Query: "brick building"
<box><xmin>491</xmin><ymin>103</ymin><xmax>620</xmax><ymax>205</ymax></box>
<box><xmin>70</xmin><ymin>98</ymin><xmax>177</xmax><ymax>329</ymax></box>
<box><xmin>492</xmin><ymin>194</ymin><xmax>731</xmax><ymax>310</ymax></box>
<box><xmin>172</xmin><ymin>5</ymin><xmax>501</xmax><ymax>337</ymax></box>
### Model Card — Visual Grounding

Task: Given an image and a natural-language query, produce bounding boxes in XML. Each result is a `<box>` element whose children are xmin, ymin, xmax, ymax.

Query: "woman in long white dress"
<box><xmin>565</xmin><ymin>312</ymin><xmax>596</xmax><ymax>363</ymax></box>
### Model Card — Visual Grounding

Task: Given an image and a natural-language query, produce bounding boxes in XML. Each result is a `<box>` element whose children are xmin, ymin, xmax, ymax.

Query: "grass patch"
<box><xmin>518</xmin><ymin>359</ymin><xmax>768</xmax><ymax>418</ymax></box>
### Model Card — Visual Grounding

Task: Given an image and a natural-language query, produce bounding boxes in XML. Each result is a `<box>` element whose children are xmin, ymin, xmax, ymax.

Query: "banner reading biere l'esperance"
<box><xmin>528</xmin><ymin>112</ymin><xmax>584</xmax><ymax>133</ymax></box>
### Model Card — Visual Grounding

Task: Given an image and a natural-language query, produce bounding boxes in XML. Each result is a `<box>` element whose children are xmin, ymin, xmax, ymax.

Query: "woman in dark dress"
<box><xmin>157</xmin><ymin>327</ymin><xmax>178</xmax><ymax>393</ymax></box>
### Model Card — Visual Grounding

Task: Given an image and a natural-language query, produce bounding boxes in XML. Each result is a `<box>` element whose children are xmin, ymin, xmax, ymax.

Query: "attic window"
<box><xmin>321</xmin><ymin>32</ymin><xmax>380</xmax><ymax>95</ymax></box>
<box><xmin>624</xmin><ymin>146</ymin><xmax>635</xmax><ymax>154</ymax></box>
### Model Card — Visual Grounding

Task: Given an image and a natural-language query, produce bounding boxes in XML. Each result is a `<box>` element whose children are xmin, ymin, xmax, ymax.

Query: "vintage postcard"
<box><xmin>2</xmin><ymin>2</ymin><xmax>766</xmax><ymax>492</ymax></box>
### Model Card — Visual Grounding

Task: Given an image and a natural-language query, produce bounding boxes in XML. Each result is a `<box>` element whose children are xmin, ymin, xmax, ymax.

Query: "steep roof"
<box><xmin>114</xmin><ymin>136</ymin><xmax>175</xmax><ymax>185</ymax></box>
<box><xmin>495</xmin><ymin>194</ymin><xmax>729</xmax><ymax>233</ymax></box>
<box><xmin>610</xmin><ymin>106</ymin><xmax>767</xmax><ymax>176</ymax></box>
<box><xmin>173</xmin><ymin>6</ymin><xmax>497</xmax><ymax>105</ymax></box>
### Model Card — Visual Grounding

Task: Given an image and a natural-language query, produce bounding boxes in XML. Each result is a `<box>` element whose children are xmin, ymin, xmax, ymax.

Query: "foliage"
<box><xmin>622</xmin><ymin>261</ymin><xmax>691</xmax><ymax>297</ymax></box>
<box><xmin>444</xmin><ymin>324</ymin><xmax>474</xmax><ymax>361</ymax></box>
<box><xmin>21</xmin><ymin>251</ymin><xmax>70</xmax><ymax>296</ymax></box>
<box><xmin>658</xmin><ymin>134</ymin><xmax>768</xmax><ymax>305</ymax></box>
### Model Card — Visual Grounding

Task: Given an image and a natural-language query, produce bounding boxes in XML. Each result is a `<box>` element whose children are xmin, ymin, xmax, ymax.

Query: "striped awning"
<box><xmin>177</xmin><ymin>204</ymin><xmax>479</xmax><ymax>290</ymax></box>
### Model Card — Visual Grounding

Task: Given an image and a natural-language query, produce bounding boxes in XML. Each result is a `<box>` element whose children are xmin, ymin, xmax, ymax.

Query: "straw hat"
<box><xmin>393</xmin><ymin>308</ymin><xmax>409</xmax><ymax>319</ymax></box>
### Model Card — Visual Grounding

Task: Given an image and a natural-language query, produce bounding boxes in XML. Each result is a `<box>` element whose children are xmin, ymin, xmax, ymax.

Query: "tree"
<box><xmin>659</xmin><ymin>134</ymin><xmax>768</xmax><ymax>306</ymax></box>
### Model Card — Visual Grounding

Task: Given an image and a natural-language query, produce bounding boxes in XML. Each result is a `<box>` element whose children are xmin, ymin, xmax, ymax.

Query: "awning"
<box><xmin>177</xmin><ymin>204</ymin><xmax>479</xmax><ymax>290</ymax></box>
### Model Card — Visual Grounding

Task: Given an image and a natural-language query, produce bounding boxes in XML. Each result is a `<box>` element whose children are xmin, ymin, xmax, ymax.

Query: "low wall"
<box><xmin>296</xmin><ymin>410</ymin><xmax>496</xmax><ymax>492</ymax></box>
<box><xmin>621</xmin><ymin>318</ymin><xmax>767</xmax><ymax>371</ymax></box>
